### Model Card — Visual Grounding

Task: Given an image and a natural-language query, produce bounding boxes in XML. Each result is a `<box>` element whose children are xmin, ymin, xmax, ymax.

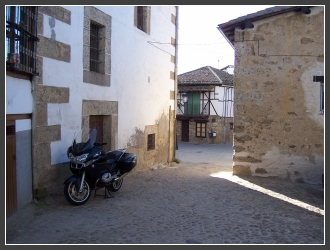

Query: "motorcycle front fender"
<box><xmin>63</xmin><ymin>174</ymin><xmax>83</xmax><ymax>192</ymax></box>
<box><xmin>63</xmin><ymin>174</ymin><xmax>80</xmax><ymax>184</ymax></box>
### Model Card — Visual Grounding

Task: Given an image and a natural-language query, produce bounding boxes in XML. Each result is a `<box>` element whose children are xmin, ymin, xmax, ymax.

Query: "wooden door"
<box><xmin>181</xmin><ymin>120</ymin><xmax>189</xmax><ymax>142</ymax></box>
<box><xmin>89</xmin><ymin>115</ymin><xmax>103</xmax><ymax>143</ymax></box>
<box><xmin>6</xmin><ymin>123</ymin><xmax>17</xmax><ymax>218</ymax></box>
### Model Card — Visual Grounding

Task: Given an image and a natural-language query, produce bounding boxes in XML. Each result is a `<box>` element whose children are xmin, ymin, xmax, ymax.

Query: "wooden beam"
<box><xmin>6</xmin><ymin>114</ymin><xmax>32</xmax><ymax>122</ymax></box>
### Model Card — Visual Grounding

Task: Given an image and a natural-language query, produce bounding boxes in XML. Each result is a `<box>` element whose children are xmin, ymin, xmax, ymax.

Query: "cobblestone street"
<box><xmin>6</xmin><ymin>142</ymin><xmax>324</xmax><ymax>244</ymax></box>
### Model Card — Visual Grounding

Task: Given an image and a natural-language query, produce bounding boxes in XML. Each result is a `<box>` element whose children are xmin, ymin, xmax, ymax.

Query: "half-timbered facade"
<box><xmin>176</xmin><ymin>66</ymin><xmax>234</xmax><ymax>144</ymax></box>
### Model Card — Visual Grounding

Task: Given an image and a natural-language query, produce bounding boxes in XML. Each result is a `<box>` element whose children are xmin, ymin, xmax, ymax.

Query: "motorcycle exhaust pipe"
<box><xmin>94</xmin><ymin>172</ymin><xmax>128</xmax><ymax>189</ymax></box>
<box><xmin>113</xmin><ymin>172</ymin><xmax>128</xmax><ymax>182</ymax></box>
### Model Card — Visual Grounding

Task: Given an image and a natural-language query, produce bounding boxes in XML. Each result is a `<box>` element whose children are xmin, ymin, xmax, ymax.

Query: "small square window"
<box><xmin>147</xmin><ymin>133</ymin><xmax>155</xmax><ymax>151</ymax></box>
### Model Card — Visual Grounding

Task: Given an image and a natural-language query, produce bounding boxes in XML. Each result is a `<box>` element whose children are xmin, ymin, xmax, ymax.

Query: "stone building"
<box><xmin>176</xmin><ymin>66</ymin><xmax>234</xmax><ymax>144</ymax></box>
<box><xmin>6</xmin><ymin>6</ymin><xmax>179</xmax><ymax>217</ymax></box>
<box><xmin>217</xmin><ymin>6</ymin><xmax>324</xmax><ymax>184</ymax></box>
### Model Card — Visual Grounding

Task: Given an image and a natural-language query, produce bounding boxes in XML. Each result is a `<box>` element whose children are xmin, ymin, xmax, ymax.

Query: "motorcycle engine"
<box><xmin>101</xmin><ymin>172</ymin><xmax>112</xmax><ymax>183</ymax></box>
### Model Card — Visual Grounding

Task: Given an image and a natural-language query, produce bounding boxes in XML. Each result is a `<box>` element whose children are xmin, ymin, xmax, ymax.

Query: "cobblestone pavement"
<box><xmin>6</xmin><ymin>142</ymin><xmax>324</xmax><ymax>244</ymax></box>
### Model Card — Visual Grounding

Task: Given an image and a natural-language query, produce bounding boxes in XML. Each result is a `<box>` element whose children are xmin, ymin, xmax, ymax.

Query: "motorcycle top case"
<box><xmin>118</xmin><ymin>153</ymin><xmax>137</xmax><ymax>174</ymax></box>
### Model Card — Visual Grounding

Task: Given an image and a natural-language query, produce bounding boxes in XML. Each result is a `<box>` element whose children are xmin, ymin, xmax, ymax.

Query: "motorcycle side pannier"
<box><xmin>118</xmin><ymin>153</ymin><xmax>137</xmax><ymax>174</ymax></box>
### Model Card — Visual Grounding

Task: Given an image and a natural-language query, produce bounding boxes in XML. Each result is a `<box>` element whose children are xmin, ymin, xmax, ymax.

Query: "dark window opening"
<box><xmin>90</xmin><ymin>22</ymin><xmax>102</xmax><ymax>73</ymax></box>
<box><xmin>6</xmin><ymin>6</ymin><xmax>39</xmax><ymax>75</ymax></box>
<box><xmin>6</xmin><ymin>125</ymin><xmax>16</xmax><ymax>136</ymax></box>
<box><xmin>196</xmin><ymin>122</ymin><xmax>206</xmax><ymax>138</ymax></box>
<box><xmin>147</xmin><ymin>133</ymin><xmax>155</xmax><ymax>151</ymax></box>
<box><xmin>320</xmin><ymin>83</ymin><xmax>324</xmax><ymax>114</ymax></box>
<box><xmin>137</xmin><ymin>6</ymin><xmax>144</xmax><ymax>31</ymax></box>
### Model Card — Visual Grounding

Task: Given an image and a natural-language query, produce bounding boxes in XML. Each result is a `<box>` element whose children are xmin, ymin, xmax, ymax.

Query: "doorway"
<box><xmin>6</xmin><ymin>122</ymin><xmax>17</xmax><ymax>218</ymax></box>
<box><xmin>181</xmin><ymin>120</ymin><xmax>189</xmax><ymax>142</ymax></box>
<box><xmin>89</xmin><ymin>115</ymin><xmax>104</xmax><ymax>143</ymax></box>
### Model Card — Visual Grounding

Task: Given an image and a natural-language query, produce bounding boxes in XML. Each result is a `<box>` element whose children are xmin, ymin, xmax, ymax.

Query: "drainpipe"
<box><xmin>174</xmin><ymin>6</ymin><xmax>179</xmax><ymax>155</ymax></box>
<box><xmin>168</xmin><ymin>105</ymin><xmax>171</xmax><ymax>163</ymax></box>
<box><xmin>223</xmin><ymin>87</ymin><xmax>227</xmax><ymax>143</ymax></box>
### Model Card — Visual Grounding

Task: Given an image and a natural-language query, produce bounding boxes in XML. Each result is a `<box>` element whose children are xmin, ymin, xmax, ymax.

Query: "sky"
<box><xmin>177</xmin><ymin>5</ymin><xmax>274</xmax><ymax>74</ymax></box>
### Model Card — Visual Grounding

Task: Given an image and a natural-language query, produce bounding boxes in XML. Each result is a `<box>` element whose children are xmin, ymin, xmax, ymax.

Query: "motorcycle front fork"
<box><xmin>76</xmin><ymin>171</ymin><xmax>86</xmax><ymax>193</ymax></box>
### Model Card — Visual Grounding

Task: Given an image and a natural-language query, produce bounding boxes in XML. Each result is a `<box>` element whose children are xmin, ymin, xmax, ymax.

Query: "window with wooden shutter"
<box><xmin>187</xmin><ymin>92</ymin><xmax>201</xmax><ymax>115</ymax></box>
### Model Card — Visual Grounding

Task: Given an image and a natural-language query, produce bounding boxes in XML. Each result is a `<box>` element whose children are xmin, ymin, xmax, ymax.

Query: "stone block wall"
<box><xmin>232</xmin><ymin>7</ymin><xmax>324</xmax><ymax>184</ymax></box>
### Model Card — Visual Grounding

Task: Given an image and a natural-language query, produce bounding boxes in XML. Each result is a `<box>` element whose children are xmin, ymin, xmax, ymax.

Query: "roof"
<box><xmin>219</xmin><ymin>65</ymin><xmax>234</xmax><ymax>71</ymax></box>
<box><xmin>179</xmin><ymin>85</ymin><xmax>215</xmax><ymax>92</ymax></box>
<box><xmin>217</xmin><ymin>6</ymin><xmax>313</xmax><ymax>47</ymax></box>
<box><xmin>177</xmin><ymin>66</ymin><xmax>233</xmax><ymax>88</ymax></box>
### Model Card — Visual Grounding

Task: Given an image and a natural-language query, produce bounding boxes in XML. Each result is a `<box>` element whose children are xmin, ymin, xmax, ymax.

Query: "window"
<box><xmin>187</xmin><ymin>92</ymin><xmax>201</xmax><ymax>115</ymax></box>
<box><xmin>135</xmin><ymin>6</ymin><xmax>150</xmax><ymax>34</ymax></box>
<box><xmin>83</xmin><ymin>7</ymin><xmax>111</xmax><ymax>87</ymax></box>
<box><xmin>147</xmin><ymin>134</ymin><xmax>155</xmax><ymax>151</ymax></box>
<box><xmin>6</xmin><ymin>6</ymin><xmax>39</xmax><ymax>75</ymax></box>
<box><xmin>196</xmin><ymin>122</ymin><xmax>206</xmax><ymax>138</ymax></box>
<box><xmin>89</xmin><ymin>22</ymin><xmax>102</xmax><ymax>73</ymax></box>
<box><xmin>320</xmin><ymin>83</ymin><xmax>324</xmax><ymax>114</ymax></box>
<box><xmin>137</xmin><ymin>6</ymin><xmax>144</xmax><ymax>31</ymax></box>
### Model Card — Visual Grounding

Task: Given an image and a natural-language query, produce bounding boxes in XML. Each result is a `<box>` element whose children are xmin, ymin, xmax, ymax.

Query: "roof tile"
<box><xmin>178</xmin><ymin>66</ymin><xmax>233</xmax><ymax>86</ymax></box>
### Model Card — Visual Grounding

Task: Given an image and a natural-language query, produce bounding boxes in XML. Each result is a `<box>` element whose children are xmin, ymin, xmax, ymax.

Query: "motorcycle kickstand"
<box><xmin>104</xmin><ymin>187</ymin><xmax>114</xmax><ymax>198</ymax></box>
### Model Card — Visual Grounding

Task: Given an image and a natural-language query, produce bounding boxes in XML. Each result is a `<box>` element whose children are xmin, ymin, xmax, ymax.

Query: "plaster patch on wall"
<box><xmin>125</xmin><ymin>112</ymin><xmax>170</xmax><ymax>171</ymax></box>
<box><xmin>127</xmin><ymin>128</ymin><xmax>144</xmax><ymax>148</ymax></box>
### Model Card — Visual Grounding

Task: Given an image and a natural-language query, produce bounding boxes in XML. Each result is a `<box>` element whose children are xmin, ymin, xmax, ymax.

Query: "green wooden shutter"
<box><xmin>188</xmin><ymin>92</ymin><xmax>200</xmax><ymax>115</ymax></box>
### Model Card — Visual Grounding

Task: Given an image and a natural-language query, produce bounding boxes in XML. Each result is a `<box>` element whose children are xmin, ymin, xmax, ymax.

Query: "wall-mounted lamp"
<box><xmin>182</xmin><ymin>92</ymin><xmax>188</xmax><ymax>103</ymax></box>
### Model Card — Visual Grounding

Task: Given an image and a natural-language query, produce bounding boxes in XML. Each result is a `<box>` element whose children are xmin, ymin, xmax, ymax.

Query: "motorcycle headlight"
<box><xmin>70</xmin><ymin>153</ymin><xmax>88</xmax><ymax>163</ymax></box>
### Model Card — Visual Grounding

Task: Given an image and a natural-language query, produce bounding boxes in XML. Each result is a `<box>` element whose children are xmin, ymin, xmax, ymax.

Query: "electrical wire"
<box><xmin>147</xmin><ymin>41</ymin><xmax>234</xmax><ymax>56</ymax></box>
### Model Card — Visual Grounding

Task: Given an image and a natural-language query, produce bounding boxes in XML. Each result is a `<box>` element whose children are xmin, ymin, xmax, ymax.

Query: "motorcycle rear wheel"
<box><xmin>64</xmin><ymin>180</ymin><xmax>91</xmax><ymax>205</ymax></box>
<box><xmin>107</xmin><ymin>178</ymin><xmax>123</xmax><ymax>192</ymax></box>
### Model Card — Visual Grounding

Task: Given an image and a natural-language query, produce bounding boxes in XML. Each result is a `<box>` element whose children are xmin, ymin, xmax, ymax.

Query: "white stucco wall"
<box><xmin>40</xmin><ymin>6</ymin><xmax>176</xmax><ymax>164</ymax></box>
<box><xmin>209</xmin><ymin>86</ymin><xmax>234</xmax><ymax>117</ymax></box>
<box><xmin>6</xmin><ymin>76</ymin><xmax>33</xmax><ymax>114</ymax></box>
<box><xmin>15</xmin><ymin>119</ymin><xmax>31</xmax><ymax>132</ymax></box>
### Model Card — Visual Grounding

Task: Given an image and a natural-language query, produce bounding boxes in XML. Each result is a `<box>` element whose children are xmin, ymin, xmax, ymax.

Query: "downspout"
<box><xmin>223</xmin><ymin>87</ymin><xmax>227</xmax><ymax>143</ymax></box>
<box><xmin>173</xmin><ymin>6</ymin><xmax>179</xmax><ymax>156</ymax></box>
<box><xmin>168</xmin><ymin>105</ymin><xmax>171</xmax><ymax>163</ymax></box>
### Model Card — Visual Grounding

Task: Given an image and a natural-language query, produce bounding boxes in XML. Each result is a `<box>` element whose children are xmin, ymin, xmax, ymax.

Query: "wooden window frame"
<box><xmin>196</xmin><ymin>122</ymin><xmax>206</xmax><ymax>138</ymax></box>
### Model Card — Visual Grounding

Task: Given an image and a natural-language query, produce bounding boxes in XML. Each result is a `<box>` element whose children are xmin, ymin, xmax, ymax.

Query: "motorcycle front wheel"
<box><xmin>107</xmin><ymin>178</ymin><xmax>123</xmax><ymax>192</ymax></box>
<box><xmin>64</xmin><ymin>180</ymin><xmax>91</xmax><ymax>205</ymax></box>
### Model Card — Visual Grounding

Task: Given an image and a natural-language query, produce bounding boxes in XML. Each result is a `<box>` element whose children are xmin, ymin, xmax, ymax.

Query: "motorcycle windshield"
<box><xmin>72</xmin><ymin>128</ymin><xmax>97</xmax><ymax>155</ymax></box>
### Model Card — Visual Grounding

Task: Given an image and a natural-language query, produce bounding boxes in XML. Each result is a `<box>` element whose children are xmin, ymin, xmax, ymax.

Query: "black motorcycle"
<box><xmin>64</xmin><ymin>128</ymin><xmax>137</xmax><ymax>205</ymax></box>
